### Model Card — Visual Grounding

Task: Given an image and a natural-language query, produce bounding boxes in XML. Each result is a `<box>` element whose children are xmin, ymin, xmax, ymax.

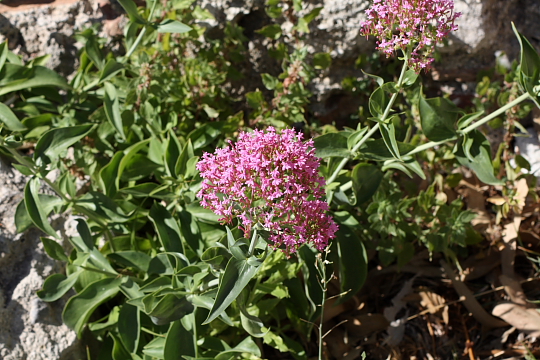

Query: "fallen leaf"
<box><xmin>501</xmin><ymin>216</ymin><xmax>522</xmax><ymax>278</ymax></box>
<box><xmin>499</xmin><ymin>275</ymin><xmax>534</xmax><ymax>308</ymax></box>
<box><xmin>487</xmin><ymin>196</ymin><xmax>507</xmax><ymax>205</ymax></box>
<box><xmin>441</xmin><ymin>260</ymin><xmax>508</xmax><ymax>328</ymax></box>
<box><xmin>419</xmin><ymin>291</ymin><xmax>449</xmax><ymax>325</ymax></box>
<box><xmin>344</xmin><ymin>314</ymin><xmax>390</xmax><ymax>341</ymax></box>
<box><xmin>492</xmin><ymin>303</ymin><xmax>540</xmax><ymax>336</ymax></box>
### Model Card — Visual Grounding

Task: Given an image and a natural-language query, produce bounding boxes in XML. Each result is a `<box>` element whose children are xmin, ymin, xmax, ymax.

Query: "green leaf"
<box><xmin>369</xmin><ymin>87</ymin><xmax>389</xmax><ymax>119</ymax></box>
<box><xmin>402</xmin><ymin>69</ymin><xmax>419</xmax><ymax>87</ymax></box>
<box><xmin>74</xmin><ymin>218</ymin><xmax>94</xmax><ymax>252</ymax></box>
<box><xmin>382</xmin><ymin>158</ymin><xmax>426</xmax><ymax>179</ymax></box>
<box><xmin>0</xmin><ymin>102</ymin><xmax>26</xmax><ymax>131</ymax></box>
<box><xmin>313</xmin><ymin>52</ymin><xmax>332</xmax><ymax>70</ymax></box>
<box><xmin>238</xmin><ymin>290</ymin><xmax>267</xmax><ymax>338</ymax></box>
<box><xmin>313</xmin><ymin>133</ymin><xmax>350</xmax><ymax>159</ymax></box>
<box><xmin>379</xmin><ymin>121</ymin><xmax>401</xmax><ymax>160</ymax></box>
<box><xmin>454</xmin><ymin>130</ymin><xmax>503</xmax><ymax>185</ymax></box>
<box><xmin>457</xmin><ymin>111</ymin><xmax>484</xmax><ymax>130</ymax></box>
<box><xmin>296</xmin><ymin>7</ymin><xmax>323</xmax><ymax>33</ymax></box>
<box><xmin>215</xmin><ymin>337</ymin><xmax>261</xmax><ymax>359</ymax></box>
<box><xmin>15</xmin><ymin>194</ymin><xmax>62</xmax><ymax>233</ymax></box>
<box><xmin>261</xmin><ymin>73</ymin><xmax>278</xmax><ymax>90</ymax></box>
<box><xmin>33</xmin><ymin>124</ymin><xmax>94</xmax><ymax>164</ymax></box>
<box><xmin>333</xmin><ymin>225</ymin><xmax>367</xmax><ymax>304</ymax></box>
<box><xmin>419</xmin><ymin>95</ymin><xmax>459</xmax><ymax>141</ymax></box>
<box><xmin>203</xmin><ymin>257</ymin><xmax>261</xmax><ymax>324</ymax></box>
<box><xmin>351</xmin><ymin>163</ymin><xmax>383</xmax><ymax>205</ymax></box>
<box><xmin>512</xmin><ymin>22</ymin><xmax>540</xmax><ymax>104</ymax></box>
<box><xmin>118</xmin><ymin>304</ymin><xmax>140</xmax><ymax>353</ymax></box>
<box><xmin>149</xmin><ymin>203</ymin><xmax>185</xmax><ymax>254</ymax></box>
<box><xmin>24</xmin><ymin>178</ymin><xmax>59</xmax><ymax>239</ymax></box>
<box><xmin>108</xmin><ymin>251</ymin><xmax>151</xmax><ymax>273</ymax></box>
<box><xmin>0</xmin><ymin>64</ymin><xmax>70</xmax><ymax>96</ymax></box>
<box><xmin>165</xmin><ymin>131</ymin><xmax>181</xmax><ymax>177</ymax></box>
<box><xmin>37</xmin><ymin>270</ymin><xmax>81</xmax><ymax>302</ymax></box>
<box><xmin>85</xmin><ymin>36</ymin><xmax>104</xmax><ymax>70</ymax></box>
<box><xmin>164</xmin><ymin>319</ymin><xmax>196</xmax><ymax>359</ymax></box>
<box><xmin>63</xmin><ymin>277</ymin><xmax>122</xmax><ymax>337</ymax></box>
<box><xmin>100</xmin><ymin>151</ymin><xmax>124</xmax><ymax>198</ymax></box>
<box><xmin>143</xmin><ymin>337</ymin><xmax>165</xmax><ymax>359</ymax></box>
<box><xmin>143</xmin><ymin>293</ymin><xmax>194</xmax><ymax>325</ymax></box>
<box><xmin>76</xmin><ymin>191</ymin><xmax>129</xmax><ymax>224</ymax></box>
<box><xmin>157</xmin><ymin>19</ymin><xmax>192</xmax><ymax>33</ymax></box>
<box><xmin>362</xmin><ymin>139</ymin><xmax>415</xmax><ymax>161</ymax></box>
<box><xmin>117</xmin><ymin>0</ymin><xmax>147</xmax><ymax>24</ymax></box>
<box><xmin>104</xmin><ymin>82</ymin><xmax>126</xmax><ymax>141</ymax></box>
<box><xmin>40</xmin><ymin>237</ymin><xmax>68</xmax><ymax>262</ymax></box>
<box><xmin>111</xmin><ymin>332</ymin><xmax>132</xmax><ymax>360</ymax></box>
<box><xmin>347</xmin><ymin>127</ymin><xmax>369</xmax><ymax>151</ymax></box>
<box><xmin>188</xmin><ymin>122</ymin><xmax>224</xmax><ymax>150</ymax></box>
<box><xmin>99</xmin><ymin>59</ymin><xmax>124</xmax><ymax>83</ymax></box>
<box><xmin>256</xmin><ymin>24</ymin><xmax>282</xmax><ymax>39</ymax></box>
<box><xmin>0</xmin><ymin>41</ymin><xmax>8</xmax><ymax>72</ymax></box>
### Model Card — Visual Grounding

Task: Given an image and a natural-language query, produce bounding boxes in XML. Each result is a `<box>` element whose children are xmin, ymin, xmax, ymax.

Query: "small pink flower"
<box><xmin>196</xmin><ymin>127</ymin><xmax>338</xmax><ymax>254</ymax></box>
<box><xmin>361</xmin><ymin>0</ymin><xmax>461</xmax><ymax>73</ymax></box>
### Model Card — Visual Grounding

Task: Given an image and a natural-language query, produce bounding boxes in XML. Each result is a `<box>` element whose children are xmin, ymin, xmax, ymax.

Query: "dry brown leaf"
<box><xmin>344</xmin><ymin>314</ymin><xmax>390</xmax><ymax>340</ymax></box>
<box><xmin>487</xmin><ymin>196</ymin><xmax>507</xmax><ymax>205</ymax></box>
<box><xmin>492</xmin><ymin>303</ymin><xmax>540</xmax><ymax>336</ymax></box>
<box><xmin>462</xmin><ymin>251</ymin><xmax>501</xmax><ymax>281</ymax></box>
<box><xmin>514</xmin><ymin>178</ymin><xmax>529</xmax><ymax>213</ymax></box>
<box><xmin>419</xmin><ymin>291</ymin><xmax>449</xmax><ymax>325</ymax></box>
<box><xmin>499</xmin><ymin>274</ymin><xmax>534</xmax><ymax>308</ymax></box>
<box><xmin>464</xmin><ymin>187</ymin><xmax>486</xmax><ymax>211</ymax></box>
<box><xmin>441</xmin><ymin>260</ymin><xmax>508</xmax><ymax>328</ymax></box>
<box><xmin>502</xmin><ymin>216</ymin><xmax>522</xmax><ymax>278</ymax></box>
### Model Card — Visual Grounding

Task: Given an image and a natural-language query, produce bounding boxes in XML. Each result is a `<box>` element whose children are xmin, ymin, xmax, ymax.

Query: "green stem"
<box><xmin>326</xmin><ymin>59</ymin><xmax>409</xmax><ymax>185</ymax></box>
<box><xmin>404</xmin><ymin>137</ymin><xmax>457</xmax><ymax>157</ymax></box>
<box><xmin>192</xmin><ymin>312</ymin><xmax>198</xmax><ymax>358</ymax></box>
<box><xmin>404</xmin><ymin>92</ymin><xmax>531</xmax><ymax>157</ymax></box>
<box><xmin>459</xmin><ymin>92</ymin><xmax>530</xmax><ymax>134</ymax></box>
<box><xmin>124</xmin><ymin>0</ymin><xmax>158</xmax><ymax>59</ymax></box>
<box><xmin>318</xmin><ymin>254</ymin><xmax>327</xmax><ymax>360</ymax></box>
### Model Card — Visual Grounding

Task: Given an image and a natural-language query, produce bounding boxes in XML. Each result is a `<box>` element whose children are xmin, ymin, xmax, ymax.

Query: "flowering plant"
<box><xmin>361</xmin><ymin>0</ymin><xmax>461</xmax><ymax>72</ymax></box>
<box><xmin>197</xmin><ymin>127</ymin><xmax>338</xmax><ymax>254</ymax></box>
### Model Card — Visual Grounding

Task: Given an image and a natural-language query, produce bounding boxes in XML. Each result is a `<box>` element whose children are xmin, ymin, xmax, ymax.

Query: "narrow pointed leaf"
<box><xmin>118</xmin><ymin>304</ymin><xmax>140</xmax><ymax>353</ymax></box>
<box><xmin>203</xmin><ymin>257</ymin><xmax>261</xmax><ymax>324</ymax></box>
<box><xmin>24</xmin><ymin>178</ymin><xmax>59</xmax><ymax>238</ymax></box>
<box><xmin>149</xmin><ymin>203</ymin><xmax>184</xmax><ymax>254</ymax></box>
<box><xmin>33</xmin><ymin>124</ymin><xmax>94</xmax><ymax>164</ymax></box>
<box><xmin>454</xmin><ymin>130</ymin><xmax>503</xmax><ymax>185</ymax></box>
<box><xmin>164</xmin><ymin>319</ymin><xmax>196</xmax><ymax>360</ymax></box>
<box><xmin>63</xmin><ymin>277</ymin><xmax>122</xmax><ymax>337</ymax></box>
<box><xmin>0</xmin><ymin>102</ymin><xmax>26</xmax><ymax>131</ymax></box>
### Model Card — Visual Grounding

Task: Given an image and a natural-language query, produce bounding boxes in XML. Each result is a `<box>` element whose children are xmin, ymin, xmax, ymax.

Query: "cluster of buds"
<box><xmin>361</xmin><ymin>0</ymin><xmax>461</xmax><ymax>72</ymax></box>
<box><xmin>196</xmin><ymin>127</ymin><xmax>338</xmax><ymax>254</ymax></box>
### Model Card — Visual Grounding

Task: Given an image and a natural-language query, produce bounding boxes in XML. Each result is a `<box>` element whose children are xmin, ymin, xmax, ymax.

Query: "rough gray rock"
<box><xmin>0</xmin><ymin>0</ymin><xmax>118</xmax><ymax>76</ymax></box>
<box><xmin>0</xmin><ymin>159</ymin><xmax>84</xmax><ymax>360</ymax></box>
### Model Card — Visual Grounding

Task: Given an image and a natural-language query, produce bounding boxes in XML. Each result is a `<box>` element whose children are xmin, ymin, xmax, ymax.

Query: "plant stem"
<box><xmin>318</xmin><ymin>253</ymin><xmax>327</xmax><ymax>360</ymax></box>
<box><xmin>124</xmin><ymin>0</ymin><xmax>158</xmax><ymax>59</ymax></box>
<box><xmin>326</xmin><ymin>57</ymin><xmax>409</xmax><ymax>185</ymax></box>
<box><xmin>404</xmin><ymin>137</ymin><xmax>457</xmax><ymax>157</ymax></box>
<box><xmin>459</xmin><ymin>92</ymin><xmax>530</xmax><ymax>134</ymax></box>
<box><xmin>403</xmin><ymin>92</ymin><xmax>531</xmax><ymax>157</ymax></box>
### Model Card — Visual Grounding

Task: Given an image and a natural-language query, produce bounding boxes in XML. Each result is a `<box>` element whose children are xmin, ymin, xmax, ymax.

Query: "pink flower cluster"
<box><xmin>361</xmin><ymin>0</ymin><xmax>461</xmax><ymax>72</ymax></box>
<box><xmin>196</xmin><ymin>127</ymin><xmax>338</xmax><ymax>254</ymax></box>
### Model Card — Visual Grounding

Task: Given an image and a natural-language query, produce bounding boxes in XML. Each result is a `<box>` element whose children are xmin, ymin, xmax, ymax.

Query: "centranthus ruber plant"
<box><xmin>197</xmin><ymin>127</ymin><xmax>338</xmax><ymax>254</ymax></box>
<box><xmin>361</xmin><ymin>0</ymin><xmax>461</xmax><ymax>72</ymax></box>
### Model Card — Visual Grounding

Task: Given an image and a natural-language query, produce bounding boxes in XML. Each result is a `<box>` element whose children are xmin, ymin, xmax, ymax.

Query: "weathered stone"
<box><xmin>0</xmin><ymin>159</ymin><xmax>85</xmax><ymax>360</ymax></box>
